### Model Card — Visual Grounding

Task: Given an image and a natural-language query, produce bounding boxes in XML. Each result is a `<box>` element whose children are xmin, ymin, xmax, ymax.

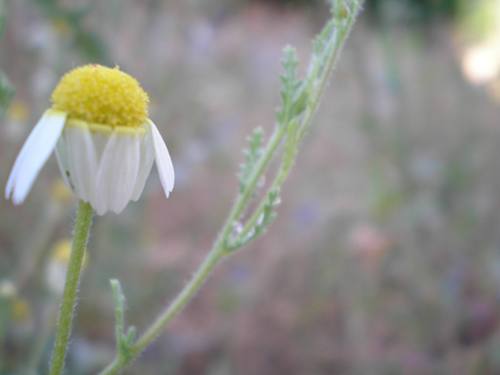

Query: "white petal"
<box><xmin>89</xmin><ymin>132</ymin><xmax>112</xmax><ymax>215</ymax></box>
<box><xmin>94</xmin><ymin>134</ymin><xmax>117</xmax><ymax>215</ymax></box>
<box><xmin>149</xmin><ymin>120</ymin><xmax>175</xmax><ymax>198</ymax></box>
<box><xmin>6</xmin><ymin>110</ymin><xmax>62</xmax><ymax>199</ymax></box>
<box><xmin>61</xmin><ymin>129</ymin><xmax>83</xmax><ymax>199</ymax></box>
<box><xmin>95</xmin><ymin>132</ymin><xmax>140</xmax><ymax>215</ymax></box>
<box><xmin>92</xmin><ymin>132</ymin><xmax>112</xmax><ymax>160</ymax></box>
<box><xmin>111</xmin><ymin>134</ymin><xmax>140</xmax><ymax>213</ymax></box>
<box><xmin>55</xmin><ymin>133</ymin><xmax>73</xmax><ymax>190</ymax></box>
<box><xmin>131</xmin><ymin>127</ymin><xmax>155</xmax><ymax>201</ymax></box>
<box><xmin>5</xmin><ymin>110</ymin><xmax>67</xmax><ymax>204</ymax></box>
<box><xmin>64</xmin><ymin>126</ymin><xmax>98</xmax><ymax>203</ymax></box>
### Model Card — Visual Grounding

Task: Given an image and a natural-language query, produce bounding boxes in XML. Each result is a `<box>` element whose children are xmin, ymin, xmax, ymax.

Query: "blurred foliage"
<box><xmin>0</xmin><ymin>72</ymin><xmax>14</xmax><ymax>118</ymax></box>
<box><xmin>251</xmin><ymin>0</ymin><xmax>322</xmax><ymax>6</ymax></box>
<box><xmin>253</xmin><ymin>0</ymin><xmax>462</xmax><ymax>21</ymax></box>
<box><xmin>256</xmin><ymin>0</ymin><xmax>490</xmax><ymax>34</ymax></box>
<box><xmin>458</xmin><ymin>0</ymin><xmax>500</xmax><ymax>41</ymax></box>
<box><xmin>0</xmin><ymin>0</ymin><xmax>13</xmax><ymax>118</ymax></box>
<box><xmin>367</xmin><ymin>0</ymin><xmax>460</xmax><ymax>22</ymax></box>
<box><xmin>33</xmin><ymin>0</ymin><xmax>110</xmax><ymax>64</ymax></box>
<box><xmin>0</xmin><ymin>0</ymin><xmax>5</xmax><ymax>36</ymax></box>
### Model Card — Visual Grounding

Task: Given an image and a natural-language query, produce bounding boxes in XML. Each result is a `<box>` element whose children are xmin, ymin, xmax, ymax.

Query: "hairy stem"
<box><xmin>100</xmin><ymin>2</ymin><xmax>362</xmax><ymax>374</ymax></box>
<box><xmin>238</xmin><ymin>4</ymin><xmax>358</xmax><ymax>243</ymax></box>
<box><xmin>99</xmin><ymin>121</ymin><xmax>287</xmax><ymax>375</ymax></box>
<box><xmin>49</xmin><ymin>201</ymin><xmax>93</xmax><ymax>375</ymax></box>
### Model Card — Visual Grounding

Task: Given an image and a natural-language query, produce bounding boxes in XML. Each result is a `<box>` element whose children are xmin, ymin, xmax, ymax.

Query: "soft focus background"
<box><xmin>1</xmin><ymin>0</ymin><xmax>500</xmax><ymax>374</ymax></box>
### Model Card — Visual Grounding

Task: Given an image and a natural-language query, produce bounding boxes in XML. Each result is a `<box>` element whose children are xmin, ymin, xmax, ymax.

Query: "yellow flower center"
<box><xmin>51</xmin><ymin>65</ymin><xmax>149</xmax><ymax>128</ymax></box>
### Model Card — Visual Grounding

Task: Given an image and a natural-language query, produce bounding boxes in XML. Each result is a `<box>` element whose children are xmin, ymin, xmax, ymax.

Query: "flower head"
<box><xmin>51</xmin><ymin>65</ymin><xmax>149</xmax><ymax>128</ymax></box>
<box><xmin>5</xmin><ymin>65</ymin><xmax>174</xmax><ymax>215</ymax></box>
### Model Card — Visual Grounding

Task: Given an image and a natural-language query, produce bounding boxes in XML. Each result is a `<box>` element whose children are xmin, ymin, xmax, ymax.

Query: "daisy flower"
<box><xmin>5</xmin><ymin>65</ymin><xmax>174</xmax><ymax>215</ymax></box>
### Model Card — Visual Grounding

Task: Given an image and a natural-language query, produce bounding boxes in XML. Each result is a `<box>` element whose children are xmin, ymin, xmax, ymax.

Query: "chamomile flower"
<box><xmin>5</xmin><ymin>65</ymin><xmax>174</xmax><ymax>215</ymax></box>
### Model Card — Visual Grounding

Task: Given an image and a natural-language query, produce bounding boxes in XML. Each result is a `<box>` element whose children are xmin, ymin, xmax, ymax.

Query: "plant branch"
<box><xmin>99</xmin><ymin>1</ymin><xmax>363</xmax><ymax>373</ymax></box>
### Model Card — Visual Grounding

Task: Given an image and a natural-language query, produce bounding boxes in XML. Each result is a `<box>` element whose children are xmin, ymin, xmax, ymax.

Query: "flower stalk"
<box><xmin>99</xmin><ymin>1</ymin><xmax>363</xmax><ymax>374</ymax></box>
<box><xmin>49</xmin><ymin>201</ymin><xmax>94</xmax><ymax>375</ymax></box>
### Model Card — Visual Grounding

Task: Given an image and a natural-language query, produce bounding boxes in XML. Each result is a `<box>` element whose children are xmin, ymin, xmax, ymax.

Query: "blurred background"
<box><xmin>1</xmin><ymin>0</ymin><xmax>500</xmax><ymax>374</ymax></box>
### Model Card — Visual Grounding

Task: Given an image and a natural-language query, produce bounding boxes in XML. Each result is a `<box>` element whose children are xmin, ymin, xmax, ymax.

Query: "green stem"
<box><xmin>237</xmin><ymin>6</ymin><xmax>358</xmax><ymax>242</ymax></box>
<box><xmin>134</xmin><ymin>246</ymin><xmax>222</xmax><ymax>351</ymax></box>
<box><xmin>49</xmin><ymin>201</ymin><xmax>94</xmax><ymax>375</ymax></box>
<box><xmin>99</xmin><ymin>119</ymin><xmax>287</xmax><ymax>375</ymax></box>
<box><xmin>100</xmin><ymin>3</ymin><xmax>363</xmax><ymax>374</ymax></box>
<box><xmin>100</xmin><ymin>243</ymin><xmax>225</xmax><ymax>375</ymax></box>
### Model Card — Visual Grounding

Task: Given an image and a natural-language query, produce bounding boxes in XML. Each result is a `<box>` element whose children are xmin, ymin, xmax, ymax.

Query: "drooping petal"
<box><xmin>110</xmin><ymin>133</ymin><xmax>140</xmax><ymax>213</ymax></box>
<box><xmin>88</xmin><ymin>131</ymin><xmax>114</xmax><ymax>214</ymax></box>
<box><xmin>131</xmin><ymin>126</ymin><xmax>155</xmax><ymax>201</ymax></box>
<box><xmin>55</xmin><ymin>132</ymin><xmax>73</xmax><ymax>190</ymax></box>
<box><xmin>94</xmin><ymin>134</ymin><xmax>117</xmax><ymax>215</ymax></box>
<box><xmin>5</xmin><ymin>110</ymin><xmax>67</xmax><ymax>204</ymax></box>
<box><xmin>64</xmin><ymin>125</ymin><xmax>98</xmax><ymax>203</ymax></box>
<box><xmin>60</xmin><ymin>129</ymin><xmax>82</xmax><ymax>199</ymax></box>
<box><xmin>91</xmin><ymin>131</ymin><xmax>112</xmax><ymax>160</ymax></box>
<box><xmin>95</xmin><ymin>131</ymin><xmax>141</xmax><ymax>215</ymax></box>
<box><xmin>149</xmin><ymin>120</ymin><xmax>175</xmax><ymax>198</ymax></box>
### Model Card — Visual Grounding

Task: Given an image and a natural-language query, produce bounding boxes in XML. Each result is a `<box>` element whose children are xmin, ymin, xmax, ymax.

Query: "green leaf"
<box><xmin>110</xmin><ymin>279</ymin><xmax>137</xmax><ymax>361</ymax></box>
<box><xmin>277</xmin><ymin>46</ymin><xmax>307</xmax><ymax>125</ymax></box>
<box><xmin>33</xmin><ymin>0</ymin><xmax>110</xmax><ymax>64</ymax></box>
<box><xmin>110</xmin><ymin>279</ymin><xmax>125</xmax><ymax>340</ymax></box>
<box><xmin>124</xmin><ymin>326</ymin><xmax>137</xmax><ymax>346</ymax></box>
<box><xmin>239</xmin><ymin>127</ymin><xmax>264</xmax><ymax>193</ymax></box>
<box><xmin>226</xmin><ymin>189</ymin><xmax>281</xmax><ymax>252</ymax></box>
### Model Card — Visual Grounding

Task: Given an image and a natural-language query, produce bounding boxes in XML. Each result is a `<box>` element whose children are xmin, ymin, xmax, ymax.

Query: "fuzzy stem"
<box><xmin>99</xmin><ymin>121</ymin><xmax>287</xmax><ymax>375</ymax></box>
<box><xmin>100</xmin><ymin>2</ymin><xmax>362</xmax><ymax>373</ymax></box>
<box><xmin>237</xmin><ymin>1</ymin><xmax>359</xmax><ymax>244</ymax></box>
<box><xmin>49</xmin><ymin>201</ymin><xmax>93</xmax><ymax>375</ymax></box>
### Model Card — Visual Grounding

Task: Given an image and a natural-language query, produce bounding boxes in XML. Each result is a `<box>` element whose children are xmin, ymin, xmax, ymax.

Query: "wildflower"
<box><xmin>5</xmin><ymin>65</ymin><xmax>174</xmax><ymax>215</ymax></box>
